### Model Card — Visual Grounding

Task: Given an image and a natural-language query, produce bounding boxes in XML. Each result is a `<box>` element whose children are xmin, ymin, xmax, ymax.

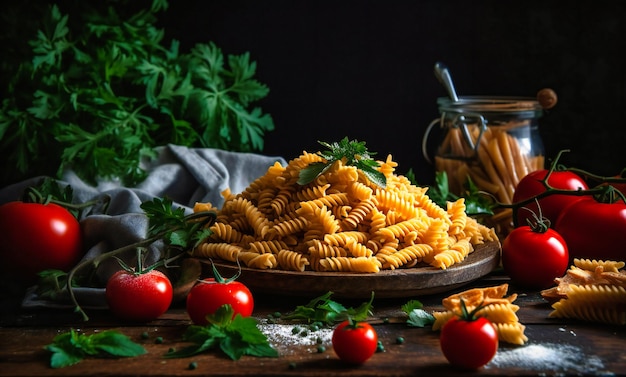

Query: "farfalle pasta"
<box><xmin>432</xmin><ymin>284</ymin><xmax>528</xmax><ymax>345</ymax></box>
<box><xmin>191</xmin><ymin>150</ymin><xmax>498</xmax><ymax>273</ymax></box>
<box><xmin>541</xmin><ymin>258</ymin><xmax>626</xmax><ymax>325</ymax></box>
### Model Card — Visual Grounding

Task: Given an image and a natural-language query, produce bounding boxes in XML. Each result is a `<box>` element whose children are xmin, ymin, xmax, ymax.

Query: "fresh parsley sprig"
<box><xmin>281</xmin><ymin>291</ymin><xmax>375</xmax><ymax>324</ymax></box>
<box><xmin>406</xmin><ymin>170</ymin><xmax>495</xmax><ymax>217</ymax></box>
<box><xmin>164</xmin><ymin>305</ymin><xmax>278</xmax><ymax>360</ymax></box>
<box><xmin>401</xmin><ymin>299</ymin><xmax>435</xmax><ymax>328</ymax></box>
<box><xmin>298</xmin><ymin>138</ymin><xmax>387</xmax><ymax>188</ymax></box>
<box><xmin>140</xmin><ymin>197</ymin><xmax>214</xmax><ymax>250</ymax></box>
<box><xmin>45</xmin><ymin>329</ymin><xmax>146</xmax><ymax>368</ymax></box>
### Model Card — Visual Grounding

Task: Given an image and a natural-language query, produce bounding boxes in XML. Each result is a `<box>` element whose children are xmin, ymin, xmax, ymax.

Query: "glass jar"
<box><xmin>423</xmin><ymin>96</ymin><xmax>545</xmax><ymax>236</ymax></box>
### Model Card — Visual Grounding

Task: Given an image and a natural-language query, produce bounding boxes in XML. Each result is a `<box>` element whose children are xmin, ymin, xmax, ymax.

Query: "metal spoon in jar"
<box><xmin>432</xmin><ymin>62</ymin><xmax>484</xmax><ymax>154</ymax></box>
<box><xmin>434</xmin><ymin>62</ymin><xmax>459</xmax><ymax>102</ymax></box>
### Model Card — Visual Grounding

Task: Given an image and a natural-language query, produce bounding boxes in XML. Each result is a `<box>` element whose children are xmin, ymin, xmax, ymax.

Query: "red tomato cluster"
<box><xmin>554</xmin><ymin>199</ymin><xmax>626</xmax><ymax>261</ymax></box>
<box><xmin>504</xmin><ymin>168</ymin><xmax>626</xmax><ymax>289</ymax></box>
<box><xmin>0</xmin><ymin>202</ymin><xmax>83</xmax><ymax>282</ymax></box>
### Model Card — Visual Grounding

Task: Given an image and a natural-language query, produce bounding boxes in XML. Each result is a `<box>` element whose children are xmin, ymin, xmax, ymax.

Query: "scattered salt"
<box><xmin>487</xmin><ymin>343</ymin><xmax>606</xmax><ymax>374</ymax></box>
<box><xmin>257</xmin><ymin>319</ymin><xmax>333</xmax><ymax>355</ymax></box>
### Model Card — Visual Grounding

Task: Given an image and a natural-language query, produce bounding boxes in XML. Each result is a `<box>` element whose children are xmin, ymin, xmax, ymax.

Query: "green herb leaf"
<box><xmin>406</xmin><ymin>309</ymin><xmax>436</xmax><ymax>328</ymax></box>
<box><xmin>90</xmin><ymin>331</ymin><xmax>149</xmax><ymax>357</ymax></box>
<box><xmin>406</xmin><ymin>170</ymin><xmax>495</xmax><ymax>217</ymax></box>
<box><xmin>400</xmin><ymin>299</ymin><xmax>435</xmax><ymax>327</ymax></box>
<box><xmin>164</xmin><ymin>305</ymin><xmax>278</xmax><ymax>360</ymax></box>
<box><xmin>298</xmin><ymin>138</ymin><xmax>386</xmax><ymax>187</ymax></box>
<box><xmin>45</xmin><ymin>329</ymin><xmax>146</xmax><ymax>368</ymax></box>
<box><xmin>140</xmin><ymin>197</ymin><xmax>215</xmax><ymax>251</ymax></box>
<box><xmin>35</xmin><ymin>269</ymin><xmax>71</xmax><ymax>301</ymax></box>
<box><xmin>401</xmin><ymin>299</ymin><xmax>424</xmax><ymax>314</ymax></box>
<box><xmin>282</xmin><ymin>291</ymin><xmax>374</xmax><ymax>324</ymax></box>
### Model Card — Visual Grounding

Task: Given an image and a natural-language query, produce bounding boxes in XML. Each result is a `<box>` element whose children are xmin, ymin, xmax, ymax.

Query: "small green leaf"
<box><xmin>207</xmin><ymin>304</ymin><xmax>236</xmax><ymax>327</ymax></box>
<box><xmin>91</xmin><ymin>332</ymin><xmax>148</xmax><ymax>357</ymax></box>
<box><xmin>401</xmin><ymin>299</ymin><xmax>424</xmax><ymax>314</ymax></box>
<box><xmin>139</xmin><ymin>197</ymin><xmax>215</xmax><ymax>253</ymax></box>
<box><xmin>45</xmin><ymin>329</ymin><xmax>146</xmax><ymax>368</ymax></box>
<box><xmin>297</xmin><ymin>162</ymin><xmax>331</xmax><ymax>185</ymax></box>
<box><xmin>360</xmin><ymin>166</ymin><xmax>387</xmax><ymax>189</ymax></box>
<box><xmin>47</xmin><ymin>344</ymin><xmax>84</xmax><ymax>369</ymax></box>
<box><xmin>282</xmin><ymin>291</ymin><xmax>374</xmax><ymax>324</ymax></box>
<box><xmin>164</xmin><ymin>305</ymin><xmax>278</xmax><ymax>361</ymax></box>
<box><xmin>406</xmin><ymin>309</ymin><xmax>435</xmax><ymax>328</ymax></box>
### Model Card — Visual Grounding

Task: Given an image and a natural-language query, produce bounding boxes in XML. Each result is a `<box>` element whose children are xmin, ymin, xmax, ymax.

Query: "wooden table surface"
<box><xmin>1</xmin><ymin>272</ymin><xmax>624</xmax><ymax>377</ymax></box>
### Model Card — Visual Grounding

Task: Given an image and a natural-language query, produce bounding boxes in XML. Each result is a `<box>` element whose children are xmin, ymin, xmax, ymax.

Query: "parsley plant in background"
<box><xmin>0</xmin><ymin>0</ymin><xmax>274</xmax><ymax>187</ymax></box>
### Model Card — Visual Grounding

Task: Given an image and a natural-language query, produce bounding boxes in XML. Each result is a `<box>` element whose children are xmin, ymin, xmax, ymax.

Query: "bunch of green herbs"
<box><xmin>0</xmin><ymin>0</ymin><xmax>274</xmax><ymax>187</ymax></box>
<box><xmin>406</xmin><ymin>169</ymin><xmax>495</xmax><ymax>218</ymax></box>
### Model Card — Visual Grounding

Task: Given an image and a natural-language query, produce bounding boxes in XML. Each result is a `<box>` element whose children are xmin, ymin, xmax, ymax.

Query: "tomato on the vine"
<box><xmin>0</xmin><ymin>201</ymin><xmax>83</xmax><ymax>282</ymax></box>
<box><xmin>554</xmin><ymin>198</ymin><xmax>626</xmax><ymax>261</ymax></box>
<box><xmin>501</xmin><ymin>225</ymin><xmax>569</xmax><ymax>289</ymax></box>
<box><xmin>440</xmin><ymin>311</ymin><xmax>498</xmax><ymax>369</ymax></box>
<box><xmin>332</xmin><ymin>319</ymin><xmax>378</xmax><ymax>364</ymax></box>
<box><xmin>512</xmin><ymin>169</ymin><xmax>588</xmax><ymax>227</ymax></box>
<box><xmin>105</xmin><ymin>269</ymin><xmax>173</xmax><ymax>322</ymax></box>
<box><xmin>186</xmin><ymin>278</ymin><xmax>254</xmax><ymax>325</ymax></box>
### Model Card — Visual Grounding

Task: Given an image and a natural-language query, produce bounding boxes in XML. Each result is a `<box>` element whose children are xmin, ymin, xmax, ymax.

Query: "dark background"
<box><xmin>160</xmin><ymin>0</ymin><xmax>626</xmax><ymax>185</ymax></box>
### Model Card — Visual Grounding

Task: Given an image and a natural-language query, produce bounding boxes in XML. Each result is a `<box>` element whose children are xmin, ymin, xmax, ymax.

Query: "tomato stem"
<box><xmin>519</xmin><ymin>199</ymin><xmax>551</xmax><ymax>232</ymax></box>
<box><xmin>456</xmin><ymin>299</ymin><xmax>485</xmax><ymax>322</ymax></box>
<box><xmin>22</xmin><ymin>184</ymin><xmax>110</xmax><ymax>218</ymax></box>
<box><xmin>494</xmin><ymin>149</ymin><xmax>626</xmax><ymax>226</ymax></box>
<box><xmin>208</xmin><ymin>259</ymin><xmax>242</xmax><ymax>284</ymax></box>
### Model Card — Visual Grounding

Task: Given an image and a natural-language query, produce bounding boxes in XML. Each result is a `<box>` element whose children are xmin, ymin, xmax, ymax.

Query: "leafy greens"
<box><xmin>45</xmin><ymin>329</ymin><xmax>146</xmax><ymax>368</ymax></box>
<box><xmin>0</xmin><ymin>0</ymin><xmax>274</xmax><ymax>187</ymax></box>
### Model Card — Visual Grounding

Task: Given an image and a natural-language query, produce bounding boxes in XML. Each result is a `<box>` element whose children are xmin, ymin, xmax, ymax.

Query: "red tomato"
<box><xmin>105</xmin><ymin>269</ymin><xmax>173</xmax><ymax>322</ymax></box>
<box><xmin>554</xmin><ymin>198</ymin><xmax>626</xmax><ymax>261</ymax></box>
<box><xmin>186</xmin><ymin>278</ymin><xmax>254</xmax><ymax>325</ymax></box>
<box><xmin>501</xmin><ymin>225</ymin><xmax>569</xmax><ymax>289</ymax></box>
<box><xmin>0</xmin><ymin>201</ymin><xmax>83</xmax><ymax>282</ymax></box>
<box><xmin>332</xmin><ymin>320</ymin><xmax>378</xmax><ymax>364</ymax></box>
<box><xmin>513</xmin><ymin>170</ymin><xmax>588</xmax><ymax>227</ymax></box>
<box><xmin>440</xmin><ymin>316</ymin><xmax>498</xmax><ymax>369</ymax></box>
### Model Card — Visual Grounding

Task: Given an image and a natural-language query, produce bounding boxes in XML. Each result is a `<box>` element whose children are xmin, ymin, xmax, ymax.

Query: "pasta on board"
<box><xmin>190</xmin><ymin>149</ymin><xmax>498</xmax><ymax>273</ymax></box>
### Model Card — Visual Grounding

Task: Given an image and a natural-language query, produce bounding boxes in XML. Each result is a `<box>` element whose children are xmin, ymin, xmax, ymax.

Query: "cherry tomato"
<box><xmin>501</xmin><ymin>225</ymin><xmax>569</xmax><ymax>289</ymax></box>
<box><xmin>554</xmin><ymin>198</ymin><xmax>626</xmax><ymax>261</ymax></box>
<box><xmin>512</xmin><ymin>169</ymin><xmax>588</xmax><ymax>227</ymax></box>
<box><xmin>186</xmin><ymin>278</ymin><xmax>254</xmax><ymax>325</ymax></box>
<box><xmin>440</xmin><ymin>315</ymin><xmax>498</xmax><ymax>369</ymax></box>
<box><xmin>0</xmin><ymin>201</ymin><xmax>83</xmax><ymax>282</ymax></box>
<box><xmin>105</xmin><ymin>269</ymin><xmax>173</xmax><ymax>322</ymax></box>
<box><xmin>332</xmin><ymin>320</ymin><xmax>378</xmax><ymax>364</ymax></box>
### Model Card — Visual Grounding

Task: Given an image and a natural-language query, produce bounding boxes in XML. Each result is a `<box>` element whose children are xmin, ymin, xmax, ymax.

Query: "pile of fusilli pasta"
<box><xmin>191</xmin><ymin>151</ymin><xmax>498</xmax><ymax>273</ymax></box>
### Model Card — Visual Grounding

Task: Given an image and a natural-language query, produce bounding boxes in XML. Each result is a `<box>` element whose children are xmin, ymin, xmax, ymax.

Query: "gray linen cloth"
<box><xmin>0</xmin><ymin>144</ymin><xmax>287</xmax><ymax>309</ymax></box>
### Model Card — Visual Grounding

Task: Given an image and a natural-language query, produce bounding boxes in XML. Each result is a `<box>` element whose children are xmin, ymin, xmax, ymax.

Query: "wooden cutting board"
<box><xmin>198</xmin><ymin>241</ymin><xmax>501</xmax><ymax>299</ymax></box>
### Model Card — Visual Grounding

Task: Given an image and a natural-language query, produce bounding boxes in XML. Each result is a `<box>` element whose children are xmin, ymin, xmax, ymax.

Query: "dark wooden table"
<box><xmin>1</xmin><ymin>272</ymin><xmax>624</xmax><ymax>377</ymax></box>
